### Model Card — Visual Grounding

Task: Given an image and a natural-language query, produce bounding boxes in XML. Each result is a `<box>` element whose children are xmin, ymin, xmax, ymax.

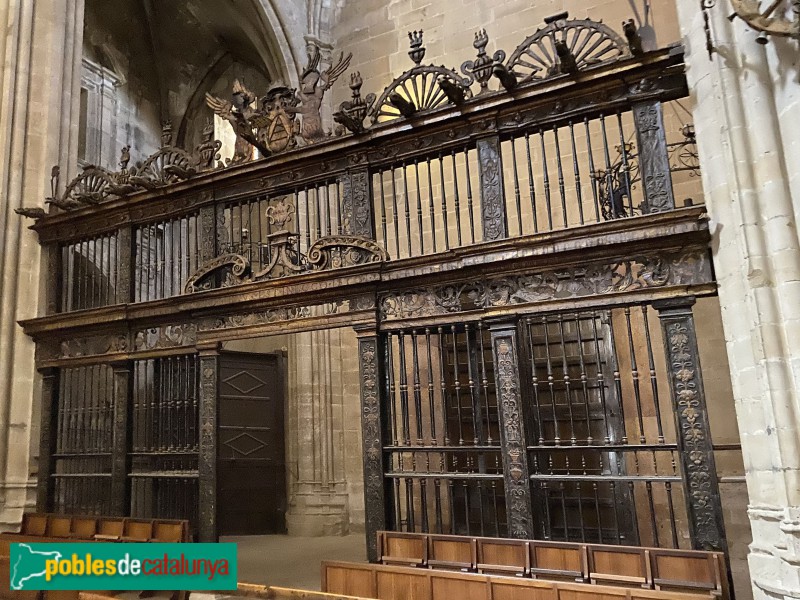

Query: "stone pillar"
<box><xmin>675</xmin><ymin>2</ymin><xmax>800</xmax><ymax>598</ymax></box>
<box><xmin>0</xmin><ymin>0</ymin><xmax>84</xmax><ymax>528</ymax></box>
<box><xmin>285</xmin><ymin>328</ymin><xmax>352</xmax><ymax>536</ymax></box>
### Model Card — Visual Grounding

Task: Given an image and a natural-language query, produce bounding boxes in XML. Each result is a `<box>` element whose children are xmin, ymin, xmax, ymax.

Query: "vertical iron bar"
<box><xmin>539</xmin><ymin>130</ymin><xmax>553</xmax><ymax>230</ymax></box>
<box><xmin>426</xmin><ymin>157</ymin><xmax>436</xmax><ymax>252</ymax></box>
<box><xmin>524</xmin><ymin>132</ymin><xmax>538</xmax><ymax>233</ymax></box>
<box><xmin>451</xmin><ymin>325</ymin><xmax>464</xmax><ymax>446</ymax></box>
<box><xmin>398</xmin><ymin>331</ymin><xmax>411</xmax><ymax>446</ymax></box>
<box><xmin>402</xmin><ymin>163</ymin><xmax>412</xmax><ymax>257</ymax></box>
<box><xmin>414</xmin><ymin>160</ymin><xmax>424</xmax><ymax>254</ymax></box>
<box><xmin>451</xmin><ymin>151</ymin><xmax>462</xmax><ymax>247</ymax></box>
<box><xmin>510</xmin><ymin>137</ymin><xmax>523</xmax><ymax>235</ymax></box>
<box><xmin>439</xmin><ymin>154</ymin><xmax>450</xmax><ymax>250</ymax></box>
<box><xmin>553</xmin><ymin>125</ymin><xmax>568</xmax><ymax>227</ymax></box>
<box><xmin>569</xmin><ymin>122</ymin><xmax>585</xmax><ymax>225</ymax></box>
<box><xmin>465</xmin><ymin>148</ymin><xmax>475</xmax><ymax>243</ymax></box>
<box><xmin>425</xmin><ymin>328</ymin><xmax>437</xmax><ymax>445</ymax></box>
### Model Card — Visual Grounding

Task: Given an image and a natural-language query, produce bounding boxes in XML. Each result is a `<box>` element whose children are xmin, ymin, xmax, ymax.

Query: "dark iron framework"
<box><xmin>21</xmin><ymin>14</ymin><xmax>739</xmax><ymax>583</ymax></box>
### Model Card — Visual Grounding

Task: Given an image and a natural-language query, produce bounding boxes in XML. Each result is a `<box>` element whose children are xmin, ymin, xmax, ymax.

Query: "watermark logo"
<box><xmin>10</xmin><ymin>543</ymin><xmax>237</xmax><ymax>591</ymax></box>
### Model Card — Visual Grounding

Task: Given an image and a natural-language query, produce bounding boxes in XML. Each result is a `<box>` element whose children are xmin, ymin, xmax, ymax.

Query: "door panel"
<box><xmin>217</xmin><ymin>352</ymin><xmax>286</xmax><ymax>535</ymax></box>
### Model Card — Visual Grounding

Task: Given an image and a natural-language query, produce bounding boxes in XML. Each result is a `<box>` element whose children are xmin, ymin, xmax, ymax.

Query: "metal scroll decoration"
<box><xmin>29</xmin><ymin>122</ymin><xmax>221</xmax><ymax>215</ymax></box>
<box><xmin>502</xmin><ymin>12</ymin><xmax>630</xmax><ymax>83</ymax></box>
<box><xmin>307</xmin><ymin>236</ymin><xmax>390</xmax><ymax>270</ymax></box>
<box><xmin>368</xmin><ymin>30</ymin><xmax>473</xmax><ymax>123</ymax></box>
<box><xmin>183</xmin><ymin>234</ymin><xmax>389</xmax><ymax>292</ymax></box>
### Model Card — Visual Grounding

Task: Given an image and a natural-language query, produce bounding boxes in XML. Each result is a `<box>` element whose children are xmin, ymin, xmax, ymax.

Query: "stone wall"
<box><xmin>676</xmin><ymin>2</ymin><xmax>800</xmax><ymax>598</ymax></box>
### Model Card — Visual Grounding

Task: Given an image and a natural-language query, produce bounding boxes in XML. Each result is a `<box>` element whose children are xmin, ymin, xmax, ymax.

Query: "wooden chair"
<box><xmin>122</xmin><ymin>518</ymin><xmax>153</xmax><ymax>542</ymax></box>
<box><xmin>530</xmin><ymin>540</ymin><xmax>587</xmax><ymax>582</ymax></box>
<box><xmin>476</xmin><ymin>537</ymin><xmax>529</xmax><ymax>577</ymax></box>
<box><xmin>152</xmin><ymin>520</ymin><xmax>188</xmax><ymax>543</ymax></box>
<box><xmin>20</xmin><ymin>513</ymin><xmax>48</xmax><ymax>536</ymax></box>
<box><xmin>45</xmin><ymin>515</ymin><xmax>72</xmax><ymax>538</ymax></box>
<box><xmin>588</xmin><ymin>544</ymin><xmax>652</xmax><ymax>588</ymax></box>
<box><xmin>650</xmin><ymin>549</ymin><xmax>724</xmax><ymax>597</ymax></box>
<box><xmin>377</xmin><ymin>531</ymin><xmax>427</xmax><ymax>567</ymax></box>
<box><xmin>70</xmin><ymin>516</ymin><xmax>98</xmax><ymax>539</ymax></box>
<box><xmin>427</xmin><ymin>533</ymin><xmax>476</xmax><ymax>572</ymax></box>
<box><xmin>94</xmin><ymin>517</ymin><xmax>125</xmax><ymax>540</ymax></box>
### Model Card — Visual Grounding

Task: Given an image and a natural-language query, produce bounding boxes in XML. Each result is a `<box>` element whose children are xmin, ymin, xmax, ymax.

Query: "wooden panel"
<box><xmin>71</xmin><ymin>517</ymin><xmax>97</xmax><ymax>538</ymax></box>
<box><xmin>491</xmin><ymin>579</ymin><xmax>558</xmax><ymax>600</ymax></box>
<box><xmin>589</xmin><ymin>547</ymin><xmax>649</xmax><ymax>584</ymax></box>
<box><xmin>381</xmin><ymin>532</ymin><xmax>426</xmax><ymax>565</ymax></box>
<box><xmin>477</xmin><ymin>540</ymin><xmax>528</xmax><ymax>575</ymax></box>
<box><xmin>376</xmin><ymin>571</ymin><xmax>429</xmax><ymax>600</ymax></box>
<box><xmin>97</xmin><ymin>518</ymin><xmax>124</xmax><ymax>537</ymax></box>
<box><xmin>557</xmin><ymin>582</ymin><xmax>628</xmax><ymax>600</ymax></box>
<box><xmin>21</xmin><ymin>513</ymin><xmax>48</xmax><ymax>536</ymax></box>
<box><xmin>428</xmin><ymin>536</ymin><xmax>474</xmax><ymax>569</ymax></box>
<box><xmin>531</xmin><ymin>544</ymin><xmax>585</xmax><ymax>577</ymax></box>
<box><xmin>651</xmin><ymin>553</ymin><xmax>719</xmax><ymax>592</ymax></box>
<box><xmin>152</xmin><ymin>521</ymin><xmax>187</xmax><ymax>542</ymax></box>
<box><xmin>430</xmin><ymin>575</ymin><xmax>486</xmax><ymax>600</ymax></box>
<box><xmin>124</xmin><ymin>519</ymin><xmax>153</xmax><ymax>541</ymax></box>
<box><xmin>46</xmin><ymin>516</ymin><xmax>71</xmax><ymax>537</ymax></box>
<box><xmin>324</xmin><ymin>565</ymin><xmax>376</xmax><ymax>599</ymax></box>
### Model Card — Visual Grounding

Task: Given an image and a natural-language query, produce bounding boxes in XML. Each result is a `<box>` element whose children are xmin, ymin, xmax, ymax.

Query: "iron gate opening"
<box><xmin>129</xmin><ymin>355</ymin><xmax>199</xmax><ymax>528</ymax></box>
<box><xmin>380</xmin><ymin>301</ymin><xmax>725</xmax><ymax>553</ymax></box>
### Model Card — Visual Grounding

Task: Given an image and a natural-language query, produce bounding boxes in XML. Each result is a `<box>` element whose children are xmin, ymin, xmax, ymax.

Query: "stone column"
<box><xmin>675</xmin><ymin>2</ymin><xmax>800</xmax><ymax>598</ymax></box>
<box><xmin>0</xmin><ymin>0</ymin><xmax>84</xmax><ymax>529</ymax></box>
<box><xmin>285</xmin><ymin>327</ymin><xmax>353</xmax><ymax>536</ymax></box>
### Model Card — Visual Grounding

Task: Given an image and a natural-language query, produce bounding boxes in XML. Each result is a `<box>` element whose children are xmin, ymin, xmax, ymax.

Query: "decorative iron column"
<box><xmin>476</xmin><ymin>135</ymin><xmax>508</xmax><ymax>241</ymax></box>
<box><xmin>653</xmin><ymin>297</ymin><xmax>727</xmax><ymax>552</ymax></box>
<box><xmin>45</xmin><ymin>245</ymin><xmax>61</xmax><ymax>314</ymax></box>
<box><xmin>199</xmin><ymin>203</ymin><xmax>218</xmax><ymax>264</ymax></box>
<box><xmin>356</xmin><ymin>327</ymin><xmax>389</xmax><ymax>561</ymax></box>
<box><xmin>110</xmin><ymin>362</ymin><xmax>132</xmax><ymax>516</ymax></box>
<box><xmin>36</xmin><ymin>368</ymin><xmax>58</xmax><ymax>512</ymax></box>
<box><xmin>632</xmin><ymin>100</ymin><xmax>676</xmax><ymax>213</ymax></box>
<box><xmin>488</xmin><ymin>321</ymin><xmax>534</xmax><ymax>538</ymax></box>
<box><xmin>115</xmin><ymin>227</ymin><xmax>133</xmax><ymax>304</ymax></box>
<box><xmin>343</xmin><ymin>168</ymin><xmax>374</xmax><ymax>238</ymax></box>
<box><xmin>198</xmin><ymin>345</ymin><xmax>220</xmax><ymax>542</ymax></box>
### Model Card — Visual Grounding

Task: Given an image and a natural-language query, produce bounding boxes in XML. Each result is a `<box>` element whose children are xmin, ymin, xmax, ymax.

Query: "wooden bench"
<box><xmin>7</xmin><ymin>513</ymin><xmax>190</xmax><ymax>543</ymax></box>
<box><xmin>376</xmin><ymin>531</ymin><xmax>727</xmax><ymax>598</ymax></box>
<box><xmin>322</xmin><ymin>560</ymin><xmax>720</xmax><ymax>600</ymax></box>
<box><xmin>0</xmin><ymin>513</ymin><xmax>190</xmax><ymax>600</ymax></box>
<box><xmin>81</xmin><ymin>583</ymin><xmax>375</xmax><ymax>600</ymax></box>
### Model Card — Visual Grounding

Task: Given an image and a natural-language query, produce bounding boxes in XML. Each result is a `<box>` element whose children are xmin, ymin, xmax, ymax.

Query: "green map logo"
<box><xmin>10</xmin><ymin>544</ymin><xmax>63</xmax><ymax>590</ymax></box>
<box><xmin>9</xmin><ymin>543</ymin><xmax>237</xmax><ymax>591</ymax></box>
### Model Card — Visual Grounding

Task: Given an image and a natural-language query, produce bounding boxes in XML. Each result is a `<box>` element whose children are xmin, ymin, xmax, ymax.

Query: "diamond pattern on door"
<box><xmin>222</xmin><ymin>369</ymin><xmax>267</xmax><ymax>395</ymax></box>
<box><xmin>223</xmin><ymin>430</ymin><xmax>270</xmax><ymax>456</ymax></box>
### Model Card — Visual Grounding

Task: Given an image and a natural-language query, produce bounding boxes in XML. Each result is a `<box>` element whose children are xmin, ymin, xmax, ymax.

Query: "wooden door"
<box><xmin>217</xmin><ymin>351</ymin><xmax>286</xmax><ymax>535</ymax></box>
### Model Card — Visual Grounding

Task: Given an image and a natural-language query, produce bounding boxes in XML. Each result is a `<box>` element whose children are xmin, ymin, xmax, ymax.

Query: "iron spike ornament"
<box><xmin>461</xmin><ymin>29</ymin><xmax>506</xmax><ymax>96</ymax></box>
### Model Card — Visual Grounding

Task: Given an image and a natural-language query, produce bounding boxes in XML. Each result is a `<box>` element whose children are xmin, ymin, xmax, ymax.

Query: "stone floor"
<box><xmin>222</xmin><ymin>534</ymin><xmax>367</xmax><ymax>590</ymax></box>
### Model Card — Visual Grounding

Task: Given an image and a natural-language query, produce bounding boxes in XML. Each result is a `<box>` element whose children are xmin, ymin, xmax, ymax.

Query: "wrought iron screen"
<box><xmin>134</xmin><ymin>213</ymin><xmax>202</xmax><ymax>302</ymax></box>
<box><xmin>129</xmin><ymin>355</ymin><xmax>199</xmax><ymax>526</ymax></box>
<box><xmin>60</xmin><ymin>233</ymin><xmax>120</xmax><ymax>311</ymax></box>
<box><xmin>381</xmin><ymin>302</ymin><xmax>721</xmax><ymax>551</ymax></box>
<box><xmin>53</xmin><ymin>365</ymin><xmax>114</xmax><ymax>514</ymax></box>
<box><xmin>521</xmin><ymin>306</ymin><xmax>686</xmax><ymax>547</ymax></box>
<box><xmin>384</xmin><ymin>325</ymin><xmax>506</xmax><ymax>537</ymax></box>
